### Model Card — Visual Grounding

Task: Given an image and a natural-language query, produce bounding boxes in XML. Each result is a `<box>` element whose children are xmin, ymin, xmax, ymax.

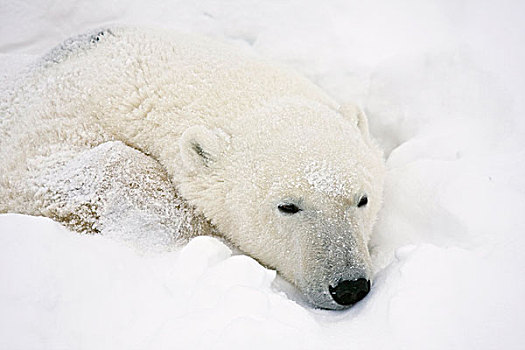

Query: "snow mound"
<box><xmin>0</xmin><ymin>215</ymin><xmax>309</xmax><ymax>349</ymax></box>
<box><xmin>1</xmin><ymin>213</ymin><xmax>523</xmax><ymax>349</ymax></box>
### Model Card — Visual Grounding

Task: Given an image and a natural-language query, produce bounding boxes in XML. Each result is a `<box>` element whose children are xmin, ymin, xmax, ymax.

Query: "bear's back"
<box><xmin>0</xmin><ymin>26</ymin><xmax>338</xmax><ymax>214</ymax></box>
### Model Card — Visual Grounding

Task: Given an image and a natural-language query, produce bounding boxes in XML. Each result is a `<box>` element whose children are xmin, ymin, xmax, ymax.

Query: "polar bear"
<box><xmin>0</xmin><ymin>26</ymin><xmax>385</xmax><ymax>309</ymax></box>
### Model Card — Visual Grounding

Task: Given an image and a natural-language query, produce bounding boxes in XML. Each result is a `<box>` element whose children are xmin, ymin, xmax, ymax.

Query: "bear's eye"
<box><xmin>278</xmin><ymin>203</ymin><xmax>302</xmax><ymax>214</ymax></box>
<box><xmin>357</xmin><ymin>195</ymin><xmax>368</xmax><ymax>208</ymax></box>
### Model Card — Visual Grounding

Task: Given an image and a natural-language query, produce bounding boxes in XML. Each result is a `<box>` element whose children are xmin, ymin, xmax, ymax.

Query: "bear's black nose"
<box><xmin>329</xmin><ymin>278</ymin><xmax>370</xmax><ymax>306</ymax></box>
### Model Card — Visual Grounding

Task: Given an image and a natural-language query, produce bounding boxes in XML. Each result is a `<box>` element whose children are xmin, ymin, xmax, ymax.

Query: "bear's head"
<box><xmin>178</xmin><ymin>98</ymin><xmax>385</xmax><ymax>310</ymax></box>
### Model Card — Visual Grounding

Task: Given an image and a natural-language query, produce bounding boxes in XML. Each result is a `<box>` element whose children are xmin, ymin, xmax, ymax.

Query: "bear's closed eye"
<box><xmin>278</xmin><ymin>203</ymin><xmax>302</xmax><ymax>214</ymax></box>
<box><xmin>357</xmin><ymin>196</ymin><xmax>368</xmax><ymax>208</ymax></box>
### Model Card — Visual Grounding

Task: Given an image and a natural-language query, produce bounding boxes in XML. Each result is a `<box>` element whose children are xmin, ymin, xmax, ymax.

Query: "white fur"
<box><xmin>0</xmin><ymin>26</ymin><xmax>385</xmax><ymax>309</ymax></box>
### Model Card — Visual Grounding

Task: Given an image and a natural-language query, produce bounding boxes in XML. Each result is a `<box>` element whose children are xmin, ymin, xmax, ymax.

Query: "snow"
<box><xmin>1</xmin><ymin>0</ymin><xmax>525</xmax><ymax>349</ymax></box>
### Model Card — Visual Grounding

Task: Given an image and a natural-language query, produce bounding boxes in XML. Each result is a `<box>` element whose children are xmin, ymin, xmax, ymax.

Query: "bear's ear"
<box><xmin>338</xmin><ymin>103</ymin><xmax>370</xmax><ymax>139</ymax></box>
<box><xmin>180</xmin><ymin>126</ymin><xmax>229</xmax><ymax>173</ymax></box>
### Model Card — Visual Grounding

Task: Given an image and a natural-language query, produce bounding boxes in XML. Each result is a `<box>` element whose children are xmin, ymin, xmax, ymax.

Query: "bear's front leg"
<box><xmin>35</xmin><ymin>141</ymin><xmax>215</xmax><ymax>251</ymax></box>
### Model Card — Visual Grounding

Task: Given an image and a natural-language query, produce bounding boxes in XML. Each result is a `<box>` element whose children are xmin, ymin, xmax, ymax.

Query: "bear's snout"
<box><xmin>328</xmin><ymin>278</ymin><xmax>370</xmax><ymax>306</ymax></box>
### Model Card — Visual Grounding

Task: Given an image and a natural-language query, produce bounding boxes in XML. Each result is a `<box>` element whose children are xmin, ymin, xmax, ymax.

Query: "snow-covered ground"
<box><xmin>1</xmin><ymin>0</ymin><xmax>525</xmax><ymax>349</ymax></box>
